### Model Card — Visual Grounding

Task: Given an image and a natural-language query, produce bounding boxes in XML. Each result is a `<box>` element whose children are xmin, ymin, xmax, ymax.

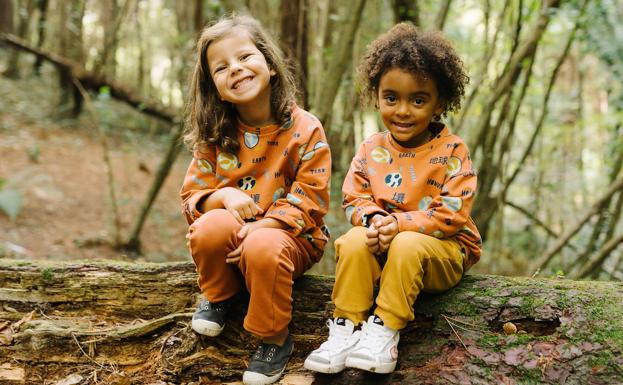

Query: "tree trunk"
<box><xmin>57</xmin><ymin>0</ymin><xmax>85</xmax><ymax>118</ymax></box>
<box><xmin>280</xmin><ymin>0</ymin><xmax>309</xmax><ymax>108</ymax></box>
<box><xmin>32</xmin><ymin>0</ymin><xmax>49</xmax><ymax>74</ymax></box>
<box><xmin>1</xmin><ymin>259</ymin><xmax>621</xmax><ymax>384</ymax></box>
<box><xmin>5</xmin><ymin>0</ymin><xmax>33</xmax><ymax>78</ymax></box>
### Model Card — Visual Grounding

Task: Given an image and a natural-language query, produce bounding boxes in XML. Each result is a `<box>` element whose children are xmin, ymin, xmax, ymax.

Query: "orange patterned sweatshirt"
<box><xmin>342</xmin><ymin>123</ymin><xmax>481</xmax><ymax>270</ymax></box>
<box><xmin>180</xmin><ymin>105</ymin><xmax>331</xmax><ymax>260</ymax></box>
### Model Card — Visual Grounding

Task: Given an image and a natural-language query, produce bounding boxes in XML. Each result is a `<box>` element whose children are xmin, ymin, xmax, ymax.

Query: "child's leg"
<box><xmin>332</xmin><ymin>226</ymin><xmax>382</xmax><ymax>325</ymax></box>
<box><xmin>187</xmin><ymin>209</ymin><xmax>243</xmax><ymax>301</ymax></box>
<box><xmin>375</xmin><ymin>232</ymin><xmax>464</xmax><ymax>330</ymax></box>
<box><xmin>237</xmin><ymin>228</ymin><xmax>313</xmax><ymax>339</ymax></box>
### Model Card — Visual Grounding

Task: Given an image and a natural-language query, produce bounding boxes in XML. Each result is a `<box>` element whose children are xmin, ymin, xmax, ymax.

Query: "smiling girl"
<box><xmin>180</xmin><ymin>15</ymin><xmax>330</xmax><ymax>385</ymax></box>
<box><xmin>305</xmin><ymin>23</ymin><xmax>482</xmax><ymax>375</ymax></box>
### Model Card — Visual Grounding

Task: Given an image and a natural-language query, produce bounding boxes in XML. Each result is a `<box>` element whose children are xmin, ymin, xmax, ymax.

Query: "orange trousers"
<box><xmin>187</xmin><ymin>209</ymin><xmax>314</xmax><ymax>338</ymax></box>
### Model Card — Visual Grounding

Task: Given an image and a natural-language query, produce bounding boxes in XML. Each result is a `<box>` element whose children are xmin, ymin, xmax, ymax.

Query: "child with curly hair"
<box><xmin>181</xmin><ymin>14</ymin><xmax>331</xmax><ymax>385</ymax></box>
<box><xmin>305</xmin><ymin>23</ymin><xmax>481</xmax><ymax>374</ymax></box>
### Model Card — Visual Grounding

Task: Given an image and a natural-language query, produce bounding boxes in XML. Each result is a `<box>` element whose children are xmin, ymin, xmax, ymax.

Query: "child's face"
<box><xmin>207</xmin><ymin>29</ymin><xmax>275</xmax><ymax>109</ymax></box>
<box><xmin>377</xmin><ymin>68</ymin><xmax>444</xmax><ymax>148</ymax></box>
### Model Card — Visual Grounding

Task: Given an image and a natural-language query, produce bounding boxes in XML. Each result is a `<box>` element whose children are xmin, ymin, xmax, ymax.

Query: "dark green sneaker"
<box><xmin>242</xmin><ymin>334</ymin><xmax>293</xmax><ymax>385</ymax></box>
<box><xmin>191</xmin><ymin>298</ymin><xmax>231</xmax><ymax>336</ymax></box>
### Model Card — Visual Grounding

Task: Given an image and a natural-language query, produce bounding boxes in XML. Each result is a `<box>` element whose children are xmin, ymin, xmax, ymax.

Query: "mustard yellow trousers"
<box><xmin>332</xmin><ymin>226</ymin><xmax>464</xmax><ymax>330</ymax></box>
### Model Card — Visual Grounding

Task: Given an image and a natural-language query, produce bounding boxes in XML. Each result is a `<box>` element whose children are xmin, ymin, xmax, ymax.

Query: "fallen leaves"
<box><xmin>0</xmin><ymin>310</ymin><xmax>35</xmax><ymax>345</ymax></box>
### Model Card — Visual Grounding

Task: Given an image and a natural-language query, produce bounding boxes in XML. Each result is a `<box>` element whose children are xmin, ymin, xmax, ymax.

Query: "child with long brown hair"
<box><xmin>305</xmin><ymin>22</ymin><xmax>481</xmax><ymax>375</ymax></box>
<box><xmin>181</xmin><ymin>14</ymin><xmax>331</xmax><ymax>385</ymax></box>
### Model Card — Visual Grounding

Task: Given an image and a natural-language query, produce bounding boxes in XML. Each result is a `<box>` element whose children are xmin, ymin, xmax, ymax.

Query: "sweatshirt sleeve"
<box><xmin>342</xmin><ymin>143</ymin><xmax>389</xmax><ymax>227</ymax></box>
<box><xmin>179</xmin><ymin>144</ymin><xmax>219</xmax><ymax>225</ymax></box>
<box><xmin>392</xmin><ymin>142</ymin><xmax>477</xmax><ymax>237</ymax></box>
<box><xmin>264</xmin><ymin>126</ymin><xmax>331</xmax><ymax>235</ymax></box>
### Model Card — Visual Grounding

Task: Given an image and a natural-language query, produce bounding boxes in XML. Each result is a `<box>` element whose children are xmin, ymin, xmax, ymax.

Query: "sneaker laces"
<box><xmin>357</xmin><ymin>320</ymin><xmax>395</xmax><ymax>352</ymax></box>
<box><xmin>199</xmin><ymin>299</ymin><xmax>227</xmax><ymax>312</ymax></box>
<box><xmin>319</xmin><ymin>319</ymin><xmax>353</xmax><ymax>350</ymax></box>
<box><xmin>252</xmin><ymin>343</ymin><xmax>278</xmax><ymax>362</ymax></box>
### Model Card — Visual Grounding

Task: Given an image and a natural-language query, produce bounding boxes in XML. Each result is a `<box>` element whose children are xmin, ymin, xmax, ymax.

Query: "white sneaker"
<box><xmin>345</xmin><ymin>315</ymin><xmax>399</xmax><ymax>373</ymax></box>
<box><xmin>304</xmin><ymin>318</ymin><xmax>361</xmax><ymax>373</ymax></box>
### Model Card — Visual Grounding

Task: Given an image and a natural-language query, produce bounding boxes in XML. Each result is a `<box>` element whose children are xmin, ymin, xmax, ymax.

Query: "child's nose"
<box><xmin>230</xmin><ymin>62</ymin><xmax>243</xmax><ymax>75</ymax></box>
<box><xmin>396</xmin><ymin>102</ymin><xmax>410</xmax><ymax>116</ymax></box>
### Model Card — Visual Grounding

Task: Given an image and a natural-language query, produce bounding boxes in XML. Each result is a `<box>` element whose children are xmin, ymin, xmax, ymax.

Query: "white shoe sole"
<box><xmin>191</xmin><ymin>319</ymin><xmax>224</xmax><ymax>336</ymax></box>
<box><xmin>242</xmin><ymin>368</ymin><xmax>284</xmax><ymax>385</ymax></box>
<box><xmin>345</xmin><ymin>356</ymin><xmax>396</xmax><ymax>374</ymax></box>
<box><xmin>303</xmin><ymin>357</ymin><xmax>346</xmax><ymax>374</ymax></box>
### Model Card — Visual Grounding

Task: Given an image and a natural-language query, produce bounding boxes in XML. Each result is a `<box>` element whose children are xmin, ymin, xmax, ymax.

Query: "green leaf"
<box><xmin>0</xmin><ymin>189</ymin><xmax>22</xmax><ymax>221</ymax></box>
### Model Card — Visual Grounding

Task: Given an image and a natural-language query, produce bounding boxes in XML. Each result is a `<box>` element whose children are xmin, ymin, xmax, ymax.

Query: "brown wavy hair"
<box><xmin>357</xmin><ymin>23</ymin><xmax>469</xmax><ymax>117</ymax></box>
<box><xmin>184</xmin><ymin>14</ymin><xmax>298</xmax><ymax>153</ymax></box>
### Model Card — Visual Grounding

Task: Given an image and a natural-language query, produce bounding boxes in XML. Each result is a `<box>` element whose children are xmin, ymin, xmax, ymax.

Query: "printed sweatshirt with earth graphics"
<box><xmin>342</xmin><ymin>123</ymin><xmax>481</xmax><ymax>270</ymax></box>
<box><xmin>180</xmin><ymin>105</ymin><xmax>331</xmax><ymax>260</ymax></box>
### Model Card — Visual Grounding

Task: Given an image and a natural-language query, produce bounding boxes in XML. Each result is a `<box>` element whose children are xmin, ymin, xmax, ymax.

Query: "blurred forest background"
<box><xmin>0</xmin><ymin>0</ymin><xmax>622</xmax><ymax>281</ymax></box>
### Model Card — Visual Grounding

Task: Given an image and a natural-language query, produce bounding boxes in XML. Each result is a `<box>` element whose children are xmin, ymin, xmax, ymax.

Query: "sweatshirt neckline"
<box><xmin>237</xmin><ymin>104</ymin><xmax>299</xmax><ymax>136</ymax></box>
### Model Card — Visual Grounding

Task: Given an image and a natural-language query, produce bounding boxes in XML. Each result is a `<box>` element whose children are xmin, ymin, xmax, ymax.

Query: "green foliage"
<box><xmin>0</xmin><ymin>189</ymin><xmax>22</xmax><ymax>221</ymax></box>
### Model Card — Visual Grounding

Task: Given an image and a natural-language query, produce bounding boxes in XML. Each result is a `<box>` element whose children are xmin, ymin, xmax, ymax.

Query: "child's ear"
<box><xmin>269</xmin><ymin>68</ymin><xmax>277</xmax><ymax>76</ymax></box>
<box><xmin>434</xmin><ymin>103</ymin><xmax>445</xmax><ymax>119</ymax></box>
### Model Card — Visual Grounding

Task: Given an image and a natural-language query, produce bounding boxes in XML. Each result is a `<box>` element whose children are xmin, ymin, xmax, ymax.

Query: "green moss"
<box><xmin>515</xmin><ymin>366</ymin><xmax>543</xmax><ymax>384</ymax></box>
<box><xmin>477</xmin><ymin>333</ymin><xmax>501</xmax><ymax>349</ymax></box>
<box><xmin>41</xmin><ymin>268</ymin><xmax>54</xmax><ymax>282</ymax></box>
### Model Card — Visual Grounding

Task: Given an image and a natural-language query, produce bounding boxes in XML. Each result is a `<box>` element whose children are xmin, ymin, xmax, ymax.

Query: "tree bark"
<box><xmin>1</xmin><ymin>259</ymin><xmax>621</xmax><ymax>384</ymax></box>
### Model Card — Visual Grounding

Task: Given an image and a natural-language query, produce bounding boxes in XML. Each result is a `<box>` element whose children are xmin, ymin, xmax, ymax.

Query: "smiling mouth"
<box><xmin>232</xmin><ymin>76</ymin><xmax>253</xmax><ymax>90</ymax></box>
<box><xmin>392</xmin><ymin>122</ymin><xmax>414</xmax><ymax>129</ymax></box>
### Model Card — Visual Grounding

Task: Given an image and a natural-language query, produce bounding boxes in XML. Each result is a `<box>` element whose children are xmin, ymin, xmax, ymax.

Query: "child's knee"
<box><xmin>188</xmin><ymin>209</ymin><xmax>239</xmax><ymax>252</ymax></box>
<box><xmin>386</xmin><ymin>232</ymin><xmax>430</xmax><ymax>266</ymax></box>
<box><xmin>334</xmin><ymin>226</ymin><xmax>369</xmax><ymax>260</ymax></box>
<box><xmin>241</xmin><ymin>229</ymin><xmax>293</xmax><ymax>274</ymax></box>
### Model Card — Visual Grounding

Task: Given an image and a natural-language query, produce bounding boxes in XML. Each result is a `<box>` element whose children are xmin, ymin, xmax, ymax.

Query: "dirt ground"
<box><xmin>0</xmin><ymin>73</ymin><xmax>342</xmax><ymax>274</ymax></box>
<box><xmin>0</xmin><ymin>77</ymin><xmax>192</xmax><ymax>263</ymax></box>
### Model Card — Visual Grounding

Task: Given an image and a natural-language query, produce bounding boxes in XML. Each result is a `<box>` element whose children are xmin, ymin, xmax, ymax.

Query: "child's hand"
<box><xmin>377</xmin><ymin>215</ymin><xmax>399</xmax><ymax>253</ymax></box>
<box><xmin>221</xmin><ymin>188</ymin><xmax>263</xmax><ymax>224</ymax></box>
<box><xmin>365</xmin><ymin>214</ymin><xmax>385</xmax><ymax>255</ymax></box>
<box><xmin>366</xmin><ymin>223</ymin><xmax>380</xmax><ymax>255</ymax></box>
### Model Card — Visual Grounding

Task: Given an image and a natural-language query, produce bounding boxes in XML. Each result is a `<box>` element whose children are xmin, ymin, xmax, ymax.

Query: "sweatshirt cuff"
<box><xmin>184</xmin><ymin>189</ymin><xmax>215</xmax><ymax>223</ymax></box>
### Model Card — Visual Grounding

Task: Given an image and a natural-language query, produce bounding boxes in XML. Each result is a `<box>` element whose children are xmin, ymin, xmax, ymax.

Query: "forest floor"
<box><xmin>0</xmin><ymin>72</ymin><xmax>349</xmax><ymax>274</ymax></box>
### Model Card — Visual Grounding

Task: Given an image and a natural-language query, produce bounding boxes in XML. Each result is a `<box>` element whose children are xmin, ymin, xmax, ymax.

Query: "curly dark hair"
<box><xmin>357</xmin><ymin>23</ymin><xmax>468</xmax><ymax>117</ymax></box>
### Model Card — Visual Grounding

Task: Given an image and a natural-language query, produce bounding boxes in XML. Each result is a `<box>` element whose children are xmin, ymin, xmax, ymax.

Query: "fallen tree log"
<box><xmin>0</xmin><ymin>32</ymin><xmax>176</xmax><ymax>124</ymax></box>
<box><xmin>0</xmin><ymin>259</ymin><xmax>621</xmax><ymax>384</ymax></box>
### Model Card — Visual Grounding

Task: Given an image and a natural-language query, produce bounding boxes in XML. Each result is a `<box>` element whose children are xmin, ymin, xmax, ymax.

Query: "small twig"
<box><xmin>445</xmin><ymin>319</ymin><xmax>483</xmax><ymax>334</ymax></box>
<box><xmin>532</xmin><ymin>267</ymin><xmax>541</xmax><ymax>278</ymax></box>
<box><xmin>442</xmin><ymin>314</ymin><xmax>468</xmax><ymax>351</ymax></box>
<box><xmin>441</xmin><ymin>315</ymin><xmax>482</xmax><ymax>329</ymax></box>
<box><xmin>70</xmin><ymin>332</ymin><xmax>107</xmax><ymax>370</ymax></box>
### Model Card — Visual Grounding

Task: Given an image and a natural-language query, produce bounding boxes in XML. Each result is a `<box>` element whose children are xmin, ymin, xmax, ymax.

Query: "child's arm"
<box><xmin>392</xmin><ymin>142</ymin><xmax>477</xmax><ymax>238</ymax></box>
<box><xmin>342</xmin><ymin>143</ymin><xmax>389</xmax><ymax>227</ymax></box>
<box><xmin>180</xmin><ymin>145</ymin><xmax>261</xmax><ymax>224</ymax></box>
<box><xmin>264</xmin><ymin>125</ymin><xmax>331</xmax><ymax>235</ymax></box>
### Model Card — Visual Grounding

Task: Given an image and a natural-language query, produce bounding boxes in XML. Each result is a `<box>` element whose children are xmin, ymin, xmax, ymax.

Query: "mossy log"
<box><xmin>0</xmin><ymin>259</ymin><xmax>621</xmax><ymax>385</ymax></box>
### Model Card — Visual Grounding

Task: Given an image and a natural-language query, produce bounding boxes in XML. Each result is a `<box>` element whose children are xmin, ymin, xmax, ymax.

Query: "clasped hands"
<box><xmin>366</xmin><ymin>214</ymin><xmax>399</xmax><ymax>255</ymax></box>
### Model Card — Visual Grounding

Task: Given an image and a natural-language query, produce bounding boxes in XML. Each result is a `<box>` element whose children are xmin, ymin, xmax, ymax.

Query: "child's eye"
<box><xmin>240</xmin><ymin>53</ymin><xmax>252</xmax><ymax>61</ymax></box>
<box><xmin>384</xmin><ymin>95</ymin><xmax>397</xmax><ymax>104</ymax></box>
<box><xmin>213</xmin><ymin>66</ymin><xmax>226</xmax><ymax>74</ymax></box>
<box><xmin>413</xmin><ymin>98</ymin><xmax>425</xmax><ymax>105</ymax></box>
